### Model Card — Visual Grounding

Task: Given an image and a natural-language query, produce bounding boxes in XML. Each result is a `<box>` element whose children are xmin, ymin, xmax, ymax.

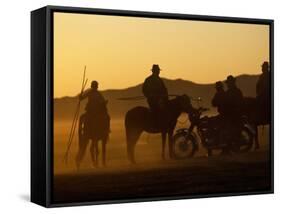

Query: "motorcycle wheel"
<box><xmin>231</xmin><ymin>127</ymin><xmax>254</xmax><ymax>153</ymax></box>
<box><xmin>172</xmin><ymin>132</ymin><xmax>197</xmax><ymax>159</ymax></box>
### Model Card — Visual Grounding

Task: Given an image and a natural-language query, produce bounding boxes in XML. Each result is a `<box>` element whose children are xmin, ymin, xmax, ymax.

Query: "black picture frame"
<box><xmin>31</xmin><ymin>5</ymin><xmax>274</xmax><ymax>208</ymax></box>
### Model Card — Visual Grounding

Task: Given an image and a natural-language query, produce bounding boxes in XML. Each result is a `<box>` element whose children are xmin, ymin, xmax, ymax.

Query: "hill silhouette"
<box><xmin>54</xmin><ymin>74</ymin><xmax>259</xmax><ymax>120</ymax></box>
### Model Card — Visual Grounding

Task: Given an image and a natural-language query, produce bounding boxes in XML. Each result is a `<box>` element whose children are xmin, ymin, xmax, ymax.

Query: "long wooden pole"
<box><xmin>63</xmin><ymin>66</ymin><xmax>87</xmax><ymax>164</ymax></box>
<box><xmin>67</xmin><ymin>79</ymin><xmax>87</xmax><ymax>154</ymax></box>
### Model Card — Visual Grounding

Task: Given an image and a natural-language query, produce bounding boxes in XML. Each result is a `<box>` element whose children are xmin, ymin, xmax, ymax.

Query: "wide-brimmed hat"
<box><xmin>151</xmin><ymin>64</ymin><xmax>161</xmax><ymax>71</ymax></box>
<box><xmin>226</xmin><ymin>75</ymin><xmax>236</xmax><ymax>84</ymax></box>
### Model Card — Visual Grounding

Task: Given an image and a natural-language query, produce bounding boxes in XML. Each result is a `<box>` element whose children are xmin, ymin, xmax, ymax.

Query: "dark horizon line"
<box><xmin>54</xmin><ymin>73</ymin><xmax>259</xmax><ymax>99</ymax></box>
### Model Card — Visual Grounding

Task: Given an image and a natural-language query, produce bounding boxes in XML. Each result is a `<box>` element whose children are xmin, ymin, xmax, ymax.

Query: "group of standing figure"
<box><xmin>212</xmin><ymin>61</ymin><xmax>270</xmax><ymax>123</ymax></box>
<box><xmin>211</xmin><ymin>61</ymin><xmax>270</xmax><ymax>152</ymax></box>
<box><xmin>75</xmin><ymin>61</ymin><xmax>270</xmax><ymax>168</ymax></box>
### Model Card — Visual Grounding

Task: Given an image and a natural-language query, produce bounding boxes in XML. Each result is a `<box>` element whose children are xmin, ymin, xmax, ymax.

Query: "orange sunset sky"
<box><xmin>54</xmin><ymin>12</ymin><xmax>269</xmax><ymax>98</ymax></box>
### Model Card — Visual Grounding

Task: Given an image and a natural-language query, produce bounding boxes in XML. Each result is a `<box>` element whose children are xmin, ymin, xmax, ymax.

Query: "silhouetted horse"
<box><xmin>75</xmin><ymin>111</ymin><xmax>110</xmax><ymax>169</ymax></box>
<box><xmin>125</xmin><ymin>95</ymin><xmax>194</xmax><ymax>164</ymax></box>
<box><xmin>243</xmin><ymin>96</ymin><xmax>271</xmax><ymax>149</ymax></box>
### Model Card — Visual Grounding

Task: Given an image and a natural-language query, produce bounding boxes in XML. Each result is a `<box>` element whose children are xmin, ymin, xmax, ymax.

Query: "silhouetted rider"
<box><xmin>142</xmin><ymin>64</ymin><xmax>168</xmax><ymax>127</ymax></box>
<box><xmin>79</xmin><ymin>81</ymin><xmax>110</xmax><ymax>136</ymax></box>
<box><xmin>142</xmin><ymin>64</ymin><xmax>168</xmax><ymax>112</ymax></box>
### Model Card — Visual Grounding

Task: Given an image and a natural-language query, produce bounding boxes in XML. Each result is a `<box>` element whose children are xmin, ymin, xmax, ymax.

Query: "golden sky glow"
<box><xmin>54</xmin><ymin>12</ymin><xmax>269</xmax><ymax>98</ymax></box>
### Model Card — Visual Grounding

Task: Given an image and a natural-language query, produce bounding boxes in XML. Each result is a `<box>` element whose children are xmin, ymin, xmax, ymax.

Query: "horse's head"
<box><xmin>176</xmin><ymin>94</ymin><xmax>193</xmax><ymax>113</ymax></box>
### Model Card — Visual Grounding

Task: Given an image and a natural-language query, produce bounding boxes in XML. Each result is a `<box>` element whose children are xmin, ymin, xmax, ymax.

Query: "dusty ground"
<box><xmin>53</xmin><ymin>119</ymin><xmax>272</xmax><ymax>204</ymax></box>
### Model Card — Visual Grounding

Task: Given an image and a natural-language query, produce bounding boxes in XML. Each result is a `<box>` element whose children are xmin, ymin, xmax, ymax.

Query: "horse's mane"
<box><xmin>168</xmin><ymin>95</ymin><xmax>192</xmax><ymax>114</ymax></box>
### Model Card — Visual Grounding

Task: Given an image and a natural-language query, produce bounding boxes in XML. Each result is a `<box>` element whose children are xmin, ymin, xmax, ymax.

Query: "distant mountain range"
<box><xmin>54</xmin><ymin>74</ymin><xmax>259</xmax><ymax>120</ymax></box>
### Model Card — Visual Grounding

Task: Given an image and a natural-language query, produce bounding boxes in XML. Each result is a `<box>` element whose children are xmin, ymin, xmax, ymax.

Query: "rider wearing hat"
<box><xmin>142</xmin><ymin>64</ymin><xmax>168</xmax><ymax>126</ymax></box>
<box><xmin>142</xmin><ymin>64</ymin><xmax>168</xmax><ymax>112</ymax></box>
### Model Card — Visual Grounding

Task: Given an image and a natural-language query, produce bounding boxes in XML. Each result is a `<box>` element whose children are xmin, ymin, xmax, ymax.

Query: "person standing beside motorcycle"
<box><xmin>209</xmin><ymin>81</ymin><xmax>227</xmax><ymax>151</ymax></box>
<box><xmin>223</xmin><ymin>75</ymin><xmax>244</xmax><ymax>147</ymax></box>
<box><xmin>224</xmin><ymin>75</ymin><xmax>244</xmax><ymax>118</ymax></box>
<box><xmin>256</xmin><ymin>61</ymin><xmax>270</xmax><ymax>124</ymax></box>
<box><xmin>212</xmin><ymin>81</ymin><xmax>227</xmax><ymax>116</ymax></box>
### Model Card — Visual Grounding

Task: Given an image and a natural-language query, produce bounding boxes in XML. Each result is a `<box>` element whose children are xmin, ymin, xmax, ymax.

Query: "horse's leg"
<box><xmin>161</xmin><ymin>132</ymin><xmax>167</xmax><ymax>160</ymax></box>
<box><xmin>90</xmin><ymin>139</ymin><xmax>98</xmax><ymax>167</ymax></box>
<box><xmin>126</xmin><ymin>129</ymin><xmax>141</xmax><ymax>164</ymax></box>
<box><xmin>254</xmin><ymin>125</ymin><xmax>260</xmax><ymax>150</ymax></box>
<box><xmin>102</xmin><ymin>137</ymin><xmax>107</xmax><ymax>167</ymax></box>
<box><xmin>168</xmin><ymin>130</ymin><xmax>174</xmax><ymax>159</ymax></box>
<box><xmin>127</xmin><ymin>139</ymin><xmax>137</xmax><ymax>164</ymax></box>
<box><xmin>75</xmin><ymin>137</ymin><xmax>88</xmax><ymax>170</ymax></box>
<box><xmin>76</xmin><ymin>116</ymin><xmax>87</xmax><ymax>170</ymax></box>
<box><xmin>95</xmin><ymin>140</ymin><xmax>99</xmax><ymax>166</ymax></box>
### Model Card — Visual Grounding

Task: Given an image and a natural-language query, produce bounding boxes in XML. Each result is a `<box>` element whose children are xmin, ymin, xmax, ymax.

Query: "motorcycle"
<box><xmin>172</xmin><ymin>107</ymin><xmax>255</xmax><ymax>159</ymax></box>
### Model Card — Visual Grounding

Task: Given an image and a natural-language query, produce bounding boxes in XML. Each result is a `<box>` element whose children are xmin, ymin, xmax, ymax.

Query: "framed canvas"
<box><xmin>31</xmin><ymin>5</ymin><xmax>274</xmax><ymax>207</ymax></box>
